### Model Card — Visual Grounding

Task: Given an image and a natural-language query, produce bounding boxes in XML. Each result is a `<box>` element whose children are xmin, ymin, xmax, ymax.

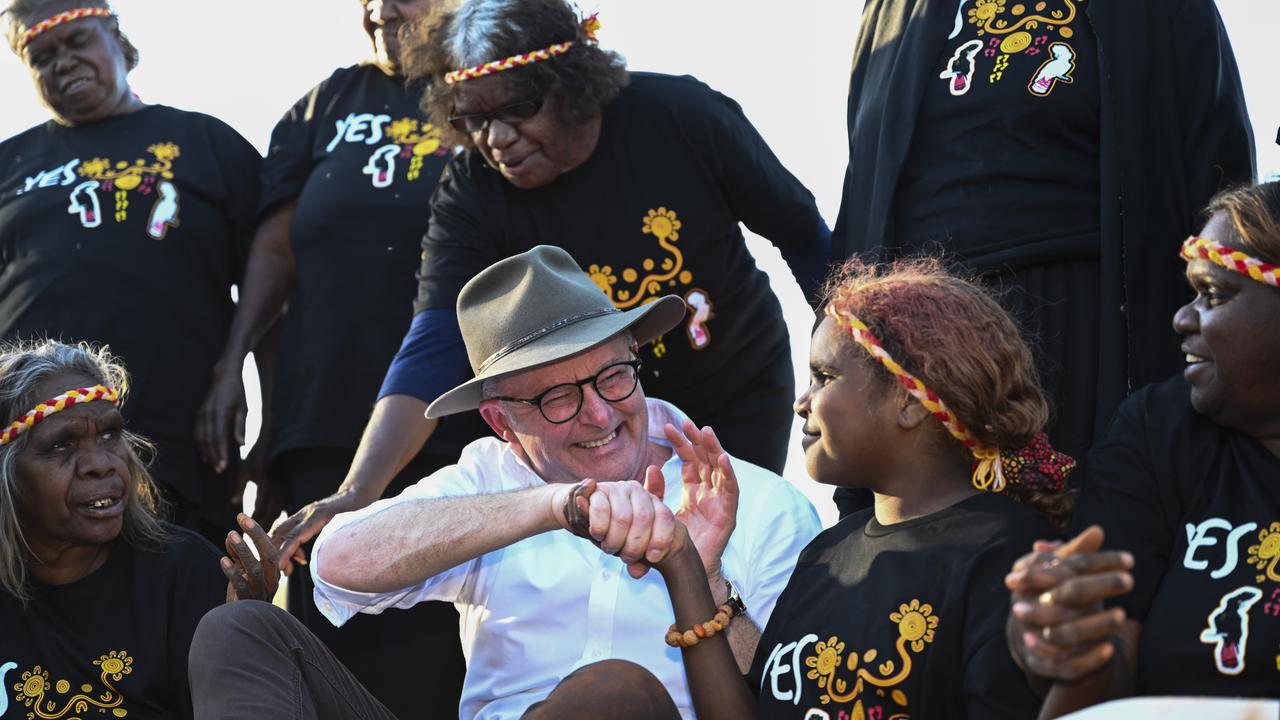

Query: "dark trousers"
<box><xmin>190</xmin><ymin>602</ymin><xmax>680</xmax><ymax>720</ymax></box>
<box><xmin>274</xmin><ymin>448</ymin><xmax>465</xmax><ymax>718</ymax></box>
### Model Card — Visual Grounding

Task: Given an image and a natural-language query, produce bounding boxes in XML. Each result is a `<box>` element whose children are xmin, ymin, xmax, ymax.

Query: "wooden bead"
<box><xmin>665</xmin><ymin>631</ymin><xmax>682</xmax><ymax>647</ymax></box>
<box><xmin>704</xmin><ymin>623</ymin><xmax>717</xmax><ymax>638</ymax></box>
<box><xmin>714</xmin><ymin>612</ymin><xmax>730</xmax><ymax>626</ymax></box>
<box><xmin>682</xmin><ymin>630</ymin><xmax>699</xmax><ymax>646</ymax></box>
<box><xmin>693</xmin><ymin>623</ymin><xmax>707</xmax><ymax>638</ymax></box>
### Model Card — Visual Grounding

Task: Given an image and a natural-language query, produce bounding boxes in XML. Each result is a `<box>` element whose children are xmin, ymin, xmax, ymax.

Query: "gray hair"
<box><xmin>0</xmin><ymin>340</ymin><xmax>167</xmax><ymax>604</ymax></box>
<box><xmin>447</xmin><ymin>0</ymin><xmax>522</xmax><ymax>67</ymax></box>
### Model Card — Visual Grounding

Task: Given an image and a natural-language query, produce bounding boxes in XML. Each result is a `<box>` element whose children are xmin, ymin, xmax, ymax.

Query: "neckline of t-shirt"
<box><xmin>862</xmin><ymin>492</ymin><xmax>997</xmax><ymax>537</ymax></box>
<box><xmin>48</xmin><ymin>103</ymin><xmax>161</xmax><ymax>134</ymax></box>
<box><xmin>31</xmin><ymin>537</ymin><xmax>128</xmax><ymax>601</ymax></box>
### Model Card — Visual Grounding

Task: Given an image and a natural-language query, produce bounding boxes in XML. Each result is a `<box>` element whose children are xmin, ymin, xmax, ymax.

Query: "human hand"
<box><xmin>270</xmin><ymin>491</ymin><xmax>369</xmax><ymax>575</ymax></box>
<box><xmin>1004</xmin><ymin>525</ymin><xmax>1135</xmax><ymax>681</ymax></box>
<box><xmin>223</xmin><ymin>513</ymin><xmax>282</xmax><ymax>602</ymax></box>
<box><xmin>196</xmin><ymin>364</ymin><xmax>247</xmax><ymax>474</ymax></box>
<box><xmin>662</xmin><ymin>421</ymin><xmax>738</xmax><ymax>580</ymax></box>
<box><xmin>565</xmin><ymin>471</ymin><xmax>680</xmax><ymax>579</ymax></box>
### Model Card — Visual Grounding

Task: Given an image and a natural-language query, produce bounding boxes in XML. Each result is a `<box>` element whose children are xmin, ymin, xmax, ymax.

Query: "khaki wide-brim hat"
<box><xmin>426</xmin><ymin>245</ymin><xmax>686</xmax><ymax>418</ymax></box>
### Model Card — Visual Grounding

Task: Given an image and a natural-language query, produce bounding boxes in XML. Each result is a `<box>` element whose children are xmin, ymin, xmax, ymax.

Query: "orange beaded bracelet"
<box><xmin>665</xmin><ymin>603</ymin><xmax>741</xmax><ymax>649</ymax></box>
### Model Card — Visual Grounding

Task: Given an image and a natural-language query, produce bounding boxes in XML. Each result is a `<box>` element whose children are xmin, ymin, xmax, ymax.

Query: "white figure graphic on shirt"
<box><xmin>146</xmin><ymin>180</ymin><xmax>181</xmax><ymax>240</ymax></box>
<box><xmin>1199</xmin><ymin>586</ymin><xmax>1262</xmax><ymax>676</ymax></box>
<box><xmin>948</xmin><ymin>0</ymin><xmax>966</xmax><ymax>39</ymax></box>
<box><xmin>364</xmin><ymin>144</ymin><xmax>399</xmax><ymax>189</ymax></box>
<box><xmin>941</xmin><ymin>40</ymin><xmax>984</xmax><ymax>96</ymax></box>
<box><xmin>1028</xmin><ymin>42</ymin><xmax>1076</xmax><ymax>96</ymax></box>
<box><xmin>685</xmin><ymin>289</ymin><xmax>713</xmax><ymax>350</ymax></box>
<box><xmin>67</xmin><ymin>180</ymin><xmax>102</xmax><ymax>228</ymax></box>
<box><xmin>0</xmin><ymin>661</ymin><xmax>16</xmax><ymax>714</ymax></box>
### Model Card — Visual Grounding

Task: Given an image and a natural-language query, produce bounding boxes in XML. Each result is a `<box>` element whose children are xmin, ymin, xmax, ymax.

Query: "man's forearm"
<box><xmin>317</xmin><ymin>485</ymin><xmax>561</xmax><ymax>593</ymax></box>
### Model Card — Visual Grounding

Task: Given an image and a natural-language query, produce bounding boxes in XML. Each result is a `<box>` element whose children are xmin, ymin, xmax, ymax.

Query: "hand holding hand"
<box><xmin>662</xmin><ymin>420</ymin><xmax>738</xmax><ymax>579</ymax></box>
<box><xmin>1004</xmin><ymin>525</ymin><xmax>1135</xmax><ymax>681</ymax></box>
<box><xmin>223</xmin><ymin>513</ymin><xmax>282</xmax><ymax>602</ymax></box>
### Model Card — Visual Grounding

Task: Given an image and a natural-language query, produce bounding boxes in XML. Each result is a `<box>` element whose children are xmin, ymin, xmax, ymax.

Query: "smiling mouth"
<box><xmin>61</xmin><ymin>78</ymin><xmax>91</xmax><ymax>93</ymax></box>
<box><xmin>1186</xmin><ymin>353</ymin><xmax>1208</xmax><ymax>364</ymax></box>
<box><xmin>576</xmin><ymin>429</ymin><xmax>618</xmax><ymax>449</ymax></box>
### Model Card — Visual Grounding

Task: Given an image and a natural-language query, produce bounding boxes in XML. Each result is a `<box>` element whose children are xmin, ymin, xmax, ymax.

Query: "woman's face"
<box><xmin>452</xmin><ymin>75</ymin><xmax>599</xmax><ymax>190</ymax></box>
<box><xmin>1174</xmin><ymin>211</ymin><xmax>1280</xmax><ymax>435</ymax></box>
<box><xmin>795</xmin><ymin>316</ymin><xmax>899</xmax><ymax>487</ymax></box>
<box><xmin>13</xmin><ymin>372</ymin><xmax>132</xmax><ymax>554</ymax></box>
<box><xmin>363</xmin><ymin>0</ymin><xmax>438</xmax><ymax>74</ymax></box>
<box><xmin>21</xmin><ymin>15</ymin><xmax>133</xmax><ymax>125</ymax></box>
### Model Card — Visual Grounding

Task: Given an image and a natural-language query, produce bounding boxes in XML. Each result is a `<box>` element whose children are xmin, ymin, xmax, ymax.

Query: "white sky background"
<box><xmin>2</xmin><ymin>1</ymin><xmax>1277</xmax><ymax>527</ymax></box>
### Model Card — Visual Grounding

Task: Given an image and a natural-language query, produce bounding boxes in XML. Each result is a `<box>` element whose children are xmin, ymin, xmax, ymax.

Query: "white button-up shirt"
<box><xmin>311</xmin><ymin>399</ymin><xmax>820</xmax><ymax>719</ymax></box>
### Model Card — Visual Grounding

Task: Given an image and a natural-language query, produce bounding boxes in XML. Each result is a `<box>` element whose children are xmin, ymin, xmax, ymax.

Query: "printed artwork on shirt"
<box><xmin>585</xmin><ymin>207</ymin><xmax>712</xmax><ymax>357</ymax></box>
<box><xmin>1181</xmin><ymin>516</ymin><xmax>1280</xmax><ymax>677</ymax></box>
<box><xmin>325</xmin><ymin>112</ymin><xmax>448</xmax><ymax>189</ymax></box>
<box><xmin>2</xmin><ymin>651</ymin><xmax>133</xmax><ymax>719</ymax></box>
<box><xmin>760</xmin><ymin>598</ymin><xmax>939</xmax><ymax>719</ymax></box>
<box><xmin>940</xmin><ymin>0</ymin><xmax>1083</xmax><ymax>97</ymax></box>
<box><xmin>14</xmin><ymin>143</ymin><xmax>182</xmax><ymax>238</ymax></box>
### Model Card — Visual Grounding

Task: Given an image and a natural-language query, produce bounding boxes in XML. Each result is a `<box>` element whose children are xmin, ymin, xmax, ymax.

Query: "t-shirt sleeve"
<box><xmin>682</xmin><ymin>85</ymin><xmax>831</xmax><ymax>302</ymax></box>
<box><xmin>204</xmin><ymin>117</ymin><xmax>264</xmax><ymax>281</ymax></box>
<box><xmin>310</xmin><ymin>466</ymin><xmax>483</xmax><ymax>626</ymax></box>
<box><xmin>961</xmin><ymin>540</ymin><xmax>1045</xmax><ymax>718</ymax></box>
<box><xmin>258</xmin><ymin>83</ymin><xmax>325</xmax><ymax>217</ymax></box>
<box><xmin>1171</xmin><ymin>0</ymin><xmax>1255</xmax><ymax>222</ymax></box>
<box><xmin>1070</xmin><ymin>388</ymin><xmax>1176</xmax><ymax>621</ymax></box>
<box><xmin>166</xmin><ymin>531</ymin><xmax>229</xmax><ymax>720</ymax></box>
<box><xmin>377</xmin><ymin>307</ymin><xmax>471</xmax><ymax>404</ymax></box>
<box><xmin>727</xmin><ymin>473</ymin><xmax>821</xmax><ymax>630</ymax></box>
<box><xmin>411</xmin><ymin>156</ymin><xmax>504</xmax><ymax>314</ymax></box>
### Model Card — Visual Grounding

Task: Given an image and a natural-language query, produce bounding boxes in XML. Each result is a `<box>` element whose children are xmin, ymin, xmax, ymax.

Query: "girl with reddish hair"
<box><xmin>640</xmin><ymin>259</ymin><xmax>1075</xmax><ymax>718</ymax></box>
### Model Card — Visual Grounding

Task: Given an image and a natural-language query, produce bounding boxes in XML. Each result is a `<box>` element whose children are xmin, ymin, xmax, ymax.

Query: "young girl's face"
<box><xmin>795</xmin><ymin>316</ymin><xmax>899</xmax><ymax>487</ymax></box>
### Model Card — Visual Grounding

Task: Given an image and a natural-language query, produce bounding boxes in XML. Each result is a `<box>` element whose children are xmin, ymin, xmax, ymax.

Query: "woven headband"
<box><xmin>444</xmin><ymin>13</ymin><xmax>600</xmax><ymax>85</ymax></box>
<box><xmin>825</xmin><ymin>304</ymin><xmax>1074</xmax><ymax>492</ymax></box>
<box><xmin>1181</xmin><ymin>236</ymin><xmax>1280</xmax><ymax>288</ymax></box>
<box><xmin>0</xmin><ymin>385</ymin><xmax>119</xmax><ymax>447</ymax></box>
<box><xmin>19</xmin><ymin>7</ymin><xmax>113</xmax><ymax>50</ymax></box>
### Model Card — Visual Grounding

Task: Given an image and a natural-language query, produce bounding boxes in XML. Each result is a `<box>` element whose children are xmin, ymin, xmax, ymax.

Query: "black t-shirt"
<box><xmin>0</xmin><ymin>526</ymin><xmax>226</xmax><ymax>719</ymax></box>
<box><xmin>414</xmin><ymin>72</ymin><xmax>824</xmax><ymax>423</ymax></box>
<box><xmin>259</xmin><ymin>64</ymin><xmax>464</xmax><ymax>457</ymax></box>
<box><xmin>892</xmin><ymin>0</ymin><xmax>1101</xmax><ymax>270</ymax></box>
<box><xmin>1073</xmin><ymin>376</ymin><xmax>1280</xmax><ymax>695</ymax></box>
<box><xmin>0</xmin><ymin>106</ymin><xmax>260</xmax><ymax>501</ymax></box>
<box><xmin>747</xmin><ymin>493</ymin><xmax>1050</xmax><ymax>719</ymax></box>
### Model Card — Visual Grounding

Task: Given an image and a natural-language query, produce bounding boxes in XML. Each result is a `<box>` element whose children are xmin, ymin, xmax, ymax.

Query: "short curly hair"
<box><xmin>402</xmin><ymin>0</ymin><xmax>629</xmax><ymax>147</ymax></box>
<box><xmin>823</xmin><ymin>257</ymin><xmax>1076</xmax><ymax>529</ymax></box>
<box><xmin>3</xmin><ymin>0</ymin><xmax>139</xmax><ymax>69</ymax></box>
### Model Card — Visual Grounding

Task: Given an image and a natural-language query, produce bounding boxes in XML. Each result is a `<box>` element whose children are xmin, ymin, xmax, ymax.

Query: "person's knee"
<box><xmin>190</xmin><ymin>601</ymin><xmax>286</xmax><ymax>666</ymax></box>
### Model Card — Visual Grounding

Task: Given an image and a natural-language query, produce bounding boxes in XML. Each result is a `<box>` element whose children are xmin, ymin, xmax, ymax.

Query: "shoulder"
<box><xmin>1096</xmin><ymin>375</ymin><xmax>1216</xmax><ymax>461</ymax></box>
<box><xmin>0</xmin><ymin>122</ymin><xmax>51</xmax><ymax>153</ymax></box>
<box><xmin>612</xmin><ymin>72</ymin><xmax>743</xmax><ymax>121</ymax></box>
<box><xmin>146</xmin><ymin>105</ymin><xmax>256</xmax><ymax>148</ymax></box>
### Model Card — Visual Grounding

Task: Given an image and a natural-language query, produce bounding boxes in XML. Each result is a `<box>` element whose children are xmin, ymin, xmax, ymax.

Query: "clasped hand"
<box><xmin>552</xmin><ymin>421</ymin><xmax>739</xmax><ymax>580</ymax></box>
<box><xmin>1004</xmin><ymin>525</ymin><xmax>1135</xmax><ymax>682</ymax></box>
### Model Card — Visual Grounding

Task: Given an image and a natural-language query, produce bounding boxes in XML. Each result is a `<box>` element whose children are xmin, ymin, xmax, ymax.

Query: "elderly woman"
<box><xmin>1005</xmin><ymin>182</ymin><xmax>1280</xmax><ymax>716</ymax></box>
<box><xmin>0</xmin><ymin>341</ymin><xmax>278</xmax><ymax>719</ymax></box>
<box><xmin>272</xmin><ymin>0</ymin><xmax>830</xmax><ymax>574</ymax></box>
<box><xmin>0</xmin><ymin>0</ymin><xmax>261</xmax><ymax>544</ymax></box>
<box><xmin>198</xmin><ymin>0</ymin><xmax>468</xmax><ymax>713</ymax></box>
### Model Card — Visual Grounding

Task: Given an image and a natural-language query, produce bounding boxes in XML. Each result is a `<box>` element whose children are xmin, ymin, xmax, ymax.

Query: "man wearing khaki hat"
<box><xmin>188</xmin><ymin>246</ymin><xmax>819</xmax><ymax>719</ymax></box>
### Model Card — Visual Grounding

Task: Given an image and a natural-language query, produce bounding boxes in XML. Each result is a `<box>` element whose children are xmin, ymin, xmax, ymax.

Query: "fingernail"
<box><xmin>1121</xmin><ymin>551</ymin><xmax>1134</xmax><ymax>566</ymax></box>
<box><xmin>1012</xmin><ymin>601</ymin><xmax>1032</xmax><ymax>617</ymax></box>
<box><xmin>244</xmin><ymin>517</ymin><xmax>257</xmax><ymax>529</ymax></box>
<box><xmin>1022</xmin><ymin>631</ymin><xmax>1038</xmax><ymax>648</ymax></box>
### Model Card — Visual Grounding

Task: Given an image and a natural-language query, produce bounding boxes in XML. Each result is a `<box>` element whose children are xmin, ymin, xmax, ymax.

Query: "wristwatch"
<box><xmin>722</xmin><ymin>577</ymin><xmax>747</xmax><ymax>617</ymax></box>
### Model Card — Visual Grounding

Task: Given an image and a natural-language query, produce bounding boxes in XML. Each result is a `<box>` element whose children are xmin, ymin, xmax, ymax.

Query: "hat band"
<box><xmin>477</xmin><ymin>306</ymin><xmax>621</xmax><ymax>375</ymax></box>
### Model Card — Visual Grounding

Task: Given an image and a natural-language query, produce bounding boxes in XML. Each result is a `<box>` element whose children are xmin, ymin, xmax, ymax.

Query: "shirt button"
<box><xmin>600</xmin><ymin>570</ymin><xmax>610</xmax><ymax>580</ymax></box>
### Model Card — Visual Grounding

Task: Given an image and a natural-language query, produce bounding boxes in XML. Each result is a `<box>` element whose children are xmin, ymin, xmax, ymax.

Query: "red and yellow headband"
<box><xmin>0</xmin><ymin>385</ymin><xmax>119</xmax><ymax>447</ymax></box>
<box><xmin>1181</xmin><ymin>236</ymin><xmax>1280</xmax><ymax>288</ymax></box>
<box><xmin>443</xmin><ymin>13</ymin><xmax>600</xmax><ymax>85</ymax></box>
<box><xmin>18</xmin><ymin>7</ymin><xmax>113</xmax><ymax>50</ymax></box>
<box><xmin>825</xmin><ymin>304</ymin><xmax>1074</xmax><ymax>492</ymax></box>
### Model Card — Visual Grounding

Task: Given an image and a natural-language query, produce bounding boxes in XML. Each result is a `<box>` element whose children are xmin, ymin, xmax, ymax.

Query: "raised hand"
<box><xmin>223</xmin><ymin>513</ymin><xmax>283</xmax><ymax>602</ymax></box>
<box><xmin>662</xmin><ymin>420</ymin><xmax>739</xmax><ymax>580</ymax></box>
<box><xmin>1004</xmin><ymin>525</ymin><xmax>1135</xmax><ymax>681</ymax></box>
<box><xmin>270</xmin><ymin>491</ymin><xmax>369</xmax><ymax>575</ymax></box>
